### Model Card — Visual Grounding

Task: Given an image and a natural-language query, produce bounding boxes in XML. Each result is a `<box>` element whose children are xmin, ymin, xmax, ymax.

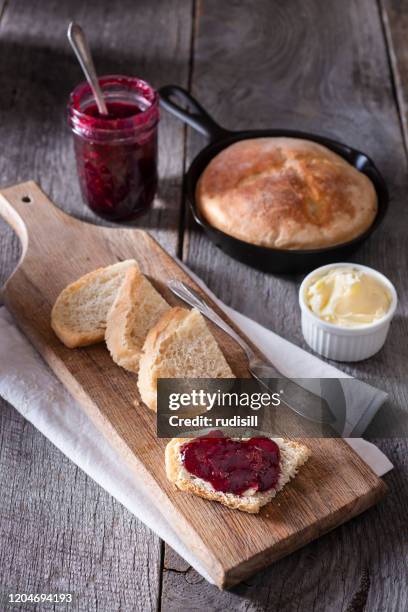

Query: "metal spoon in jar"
<box><xmin>67</xmin><ymin>22</ymin><xmax>108</xmax><ymax>116</ymax></box>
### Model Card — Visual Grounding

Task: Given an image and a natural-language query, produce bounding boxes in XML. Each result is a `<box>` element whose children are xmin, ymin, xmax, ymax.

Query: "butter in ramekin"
<box><xmin>305</xmin><ymin>267</ymin><xmax>391</xmax><ymax>327</ymax></box>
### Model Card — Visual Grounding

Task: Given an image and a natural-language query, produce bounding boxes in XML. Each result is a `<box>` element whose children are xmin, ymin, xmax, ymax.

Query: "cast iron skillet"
<box><xmin>159</xmin><ymin>85</ymin><xmax>388</xmax><ymax>274</ymax></box>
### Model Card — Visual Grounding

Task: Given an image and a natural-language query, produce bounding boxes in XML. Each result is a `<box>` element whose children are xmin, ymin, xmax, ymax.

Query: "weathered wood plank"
<box><xmin>0</xmin><ymin>0</ymin><xmax>191</xmax><ymax>258</ymax></box>
<box><xmin>182</xmin><ymin>0</ymin><xmax>408</xmax><ymax>406</ymax></box>
<box><xmin>160</xmin><ymin>0</ymin><xmax>408</xmax><ymax>608</ymax></box>
<box><xmin>0</xmin><ymin>0</ymin><xmax>193</xmax><ymax>608</ymax></box>
<box><xmin>182</xmin><ymin>0</ymin><xmax>408</xmax><ymax>364</ymax></box>
<box><xmin>0</xmin><ymin>399</ymin><xmax>162</xmax><ymax>611</ymax></box>
<box><xmin>0</xmin><ymin>0</ymin><xmax>407</xmax><ymax>607</ymax></box>
<box><xmin>380</xmin><ymin>0</ymin><xmax>408</xmax><ymax>151</ymax></box>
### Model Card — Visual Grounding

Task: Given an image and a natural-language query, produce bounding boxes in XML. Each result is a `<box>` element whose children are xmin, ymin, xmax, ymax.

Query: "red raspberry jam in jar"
<box><xmin>181</xmin><ymin>432</ymin><xmax>281</xmax><ymax>495</ymax></box>
<box><xmin>68</xmin><ymin>75</ymin><xmax>159</xmax><ymax>220</ymax></box>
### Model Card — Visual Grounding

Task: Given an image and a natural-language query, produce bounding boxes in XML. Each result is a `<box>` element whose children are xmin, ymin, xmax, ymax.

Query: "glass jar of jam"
<box><xmin>68</xmin><ymin>75</ymin><xmax>159</xmax><ymax>220</ymax></box>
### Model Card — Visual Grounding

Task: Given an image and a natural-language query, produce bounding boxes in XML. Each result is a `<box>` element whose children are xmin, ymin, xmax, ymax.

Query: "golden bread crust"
<box><xmin>196</xmin><ymin>137</ymin><xmax>377</xmax><ymax>250</ymax></box>
<box><xmin>51</xmin><ymin>260</ymin><xmax>138</xmax><ymax>348</ymax></box>
<box><xmin>105</xmin><ymin>267</ymin><xmax>169</xmax><ymax>372</ymax></box>
<box><xmin>137</xmin><ymin>307</ymin><xmax>234</xmax><ymax>411</ymax></box>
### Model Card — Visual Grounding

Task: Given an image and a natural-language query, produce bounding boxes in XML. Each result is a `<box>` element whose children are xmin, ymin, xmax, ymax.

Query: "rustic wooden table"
<box><xmin>0</xmin><ymin>1</ymin><xmax>407</xmax><ymax>610</ymax></box>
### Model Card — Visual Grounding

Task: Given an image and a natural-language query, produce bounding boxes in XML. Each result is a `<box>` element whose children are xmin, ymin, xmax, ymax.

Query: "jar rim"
<box><xmin>68</xmin><ymin>74</ymin><xmax>159</xmax><ymax>134</ymax></box>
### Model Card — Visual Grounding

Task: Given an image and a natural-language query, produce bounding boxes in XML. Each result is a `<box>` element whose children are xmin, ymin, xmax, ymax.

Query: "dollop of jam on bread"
<box><xmin>180</xmin><ymin>432</ymin><xmax>281</xmax><ymax>495</ymax></box>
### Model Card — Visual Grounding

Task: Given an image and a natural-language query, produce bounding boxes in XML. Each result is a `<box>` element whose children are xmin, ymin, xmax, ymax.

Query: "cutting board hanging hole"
<box><xmin>21</xmin><ymin>195</ymin><xmax>32</xmax><ymax>203</ymax></box>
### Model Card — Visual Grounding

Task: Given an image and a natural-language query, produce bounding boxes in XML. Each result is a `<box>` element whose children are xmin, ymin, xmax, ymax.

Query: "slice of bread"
<box><xmin>51</xmin><ymin>260</ymin><xmax>138</xmax><ymax>348</ymax></box>
<box><xmin>105</xmin><ymin>267</ymin><xmax>170</xmax><ymax>372</ymax></box>
<box><xmin>165</xmin><ymin>437</ymin><xmax>310</xmax><ymax>513</ymax></box>
<box><xmin>137</xmin><ymin>307</ymin><xmax>235</xmax><ymax>411</ymax></box>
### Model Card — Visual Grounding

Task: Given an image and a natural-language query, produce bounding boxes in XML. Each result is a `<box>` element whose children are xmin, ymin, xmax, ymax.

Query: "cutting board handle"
<box><xmin>0</xmin><ymin>181</ymin><xmax>72</xmax><ymax>247</ymax></box>
<box><xmin>0</xmin><ymin>181</ymin><xmax>83</xmax><ymax>275</ymax></box>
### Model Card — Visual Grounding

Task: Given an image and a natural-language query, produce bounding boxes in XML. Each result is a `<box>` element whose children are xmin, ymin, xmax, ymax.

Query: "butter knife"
<box><xmin>168</xmin><ymin>280</ymin><xmax>337</xmax><ymax>426</ymax></box>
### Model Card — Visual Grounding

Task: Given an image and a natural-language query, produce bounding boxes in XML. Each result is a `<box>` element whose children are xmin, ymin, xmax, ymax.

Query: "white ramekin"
<box><xmin>299</xmin><ymin>263</ymin><xmax>398</xmax><ymax>362</ymax></box>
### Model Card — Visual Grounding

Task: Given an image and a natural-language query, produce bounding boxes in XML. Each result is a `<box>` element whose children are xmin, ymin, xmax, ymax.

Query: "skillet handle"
<box><xmin>159</xmin><ymin>85</ymin><xmax>229</xmax><ymax>142</ymax></box>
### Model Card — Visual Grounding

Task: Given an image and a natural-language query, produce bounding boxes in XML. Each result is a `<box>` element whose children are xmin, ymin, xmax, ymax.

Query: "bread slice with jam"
<box><xmin>165</xmin><ymin>436</ymin><xmax>310</xmax><ymax>514</ymax></box>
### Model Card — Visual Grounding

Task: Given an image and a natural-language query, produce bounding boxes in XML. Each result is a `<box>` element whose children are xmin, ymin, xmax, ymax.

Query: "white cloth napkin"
<box><xmin>0</xmin><ymin>295</ymin><xmax>393</xmax><ymax>584</ymax></box>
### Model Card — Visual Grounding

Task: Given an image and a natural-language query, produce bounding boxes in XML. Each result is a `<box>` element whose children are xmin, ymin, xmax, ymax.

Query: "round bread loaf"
<box><xmin>196</xmin><ymin>137</ymin><xmax>378</xmax><ymax>250</ymax></box>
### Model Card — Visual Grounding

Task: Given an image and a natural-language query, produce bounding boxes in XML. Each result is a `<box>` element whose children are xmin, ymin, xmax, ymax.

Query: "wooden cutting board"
<box><xmin>0</xmin><ymin>181</ymin><xmax>387</xmax><ymax>589</ymax></box>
